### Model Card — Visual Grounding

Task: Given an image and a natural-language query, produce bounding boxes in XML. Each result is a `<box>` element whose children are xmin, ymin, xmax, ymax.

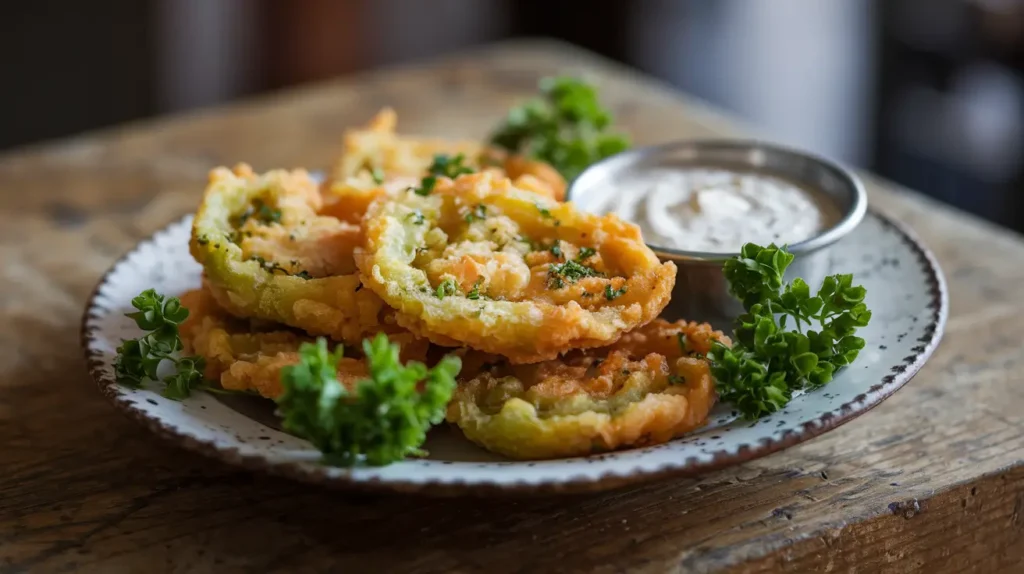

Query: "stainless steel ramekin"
<box><xmin>567</xmin><ymin>140</ymin><xmax>868</xmax><ymax>329</ymax></box>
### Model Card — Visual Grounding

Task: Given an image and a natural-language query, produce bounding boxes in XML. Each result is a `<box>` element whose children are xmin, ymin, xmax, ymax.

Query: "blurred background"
<box><xmin>3</xmin><ymin>0</ymin><xmax>1022</xmax><ymax>232</ymax></box>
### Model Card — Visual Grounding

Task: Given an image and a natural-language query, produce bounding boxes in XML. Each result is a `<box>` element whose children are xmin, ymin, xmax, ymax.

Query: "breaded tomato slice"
<box><xmin>609</xmin><ymin>318</ymin><xmax>732</xmax><ymax>358</ymax></box>
<box><xmin>320</xmin><ymin>109</ymin><xmax>567</xmax><ymax>223</ymax></box>
<box><xmin>189</xmin><ymin>164</ymin><xmax>386</xmax><ymax>344</ymax></box>
<box><xmin>446</xmin><ymin>320</ymin><xmax>728</xmax><ymax>459</ymax></box>
<box><xmin>180</xmin><ymin>286</ymin><xmax>428</xmax><ymax>399</ymax></box>
<box><xmin>329</xmin><ymin>107</ymin><xmax>485</xmax><ymax>183</ymax></box>
<box><xmin>357</xmin><ymin>172</ymin><xmax>676</xmax><ymax>363</ymax></box>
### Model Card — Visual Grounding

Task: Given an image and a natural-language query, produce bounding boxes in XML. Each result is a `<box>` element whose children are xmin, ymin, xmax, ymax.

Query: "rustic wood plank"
<box><xmin>2</xmin><ymin>39</ymin><xmax>1024</xmax><ymax>573</ymax></box>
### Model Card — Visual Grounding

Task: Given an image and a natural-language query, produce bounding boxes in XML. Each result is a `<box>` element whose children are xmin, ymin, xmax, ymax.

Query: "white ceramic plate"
<box><xmin>82</xmin><ymin>211</ymin><xmax>946</xmax><ymax>494</ymax></box>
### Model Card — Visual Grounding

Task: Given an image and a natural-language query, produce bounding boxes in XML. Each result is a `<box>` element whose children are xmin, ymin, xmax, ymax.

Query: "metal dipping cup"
<box><xmin>567</xmin><ymin>140</ymin><xmax>868</xmax><ymax>329</ymax></box>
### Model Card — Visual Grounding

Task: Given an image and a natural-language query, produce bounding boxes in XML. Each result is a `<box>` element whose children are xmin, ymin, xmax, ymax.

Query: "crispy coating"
<box><xmin>446</xmin><ymin>319</ymin><xmax>728</xmax><ymax>460</ymax></box>
<box><xmin>189</xmin><ymin>163</ymin><xmax>386</xmax><ymax>344</ymax></box>
<box><xmin>609</xmin><ymin>318</ymin><xmax>732</xmax><ymax>358</ymax></box>
<box><xmin>357</xmin><ymin>172</ymin><xmax>676</xmax><ymax>363</ymax></box>
<box><xmin>492</xmin><ymin>153</ymin><xmax>567</xmax><ymax>202</ymax></box>
<box><xmin>179</xmin><ymin>287</ymin><xmax>428</xmax><ymax>399</ymax></box>
<box><xmin>320</xmin><ymin>109</ymin><xmax>567</xmax><ymax>224</ymax></box>
<box><xmin>329</xmin><ymin>108</ymin><xmax>485</xmax><ymax>183</ymax></box>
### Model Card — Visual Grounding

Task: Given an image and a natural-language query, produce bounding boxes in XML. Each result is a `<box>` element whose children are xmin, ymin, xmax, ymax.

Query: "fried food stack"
<box><xmin>182</xmin><ymin>110</ymin><xmax>730</xmax><ymax>460</ymax></box>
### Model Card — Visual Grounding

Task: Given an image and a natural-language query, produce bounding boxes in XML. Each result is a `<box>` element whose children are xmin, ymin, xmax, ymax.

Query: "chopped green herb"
<box><xmin>435</xmin><ymin>278</ymin><xmax>459</xmax><ymax>299</ymax></box>
<box><xmin>604</xmin><ymin>284</ymin><xmax>627</xmax><ymax>300</ymax></box>
<box><xmin>577</xmin><ymin>247</ymin><xmax>596</xmax><ymax>261</ymax></box>
<box><xmin>413</xmin><ymin>175</ymin><xmax>437</xmax><ymax>196</ymax></box>
<box><xmin>250</xmin><ymin>255</ymin><xmax>311</xmax><ymax>279</ymax></box>
<box><xmin>276</xmin><ymin>334</ymin><xmax>461</xmax><ymax>466</ymax></box>
<box><xmin>406</xmin><ymin>210</ymin><xmax>425</xmax><ymax>225</ymax></box>
<box><xmin>466</xmin><ymin>278</ymin><xmax>485</xmax><ymax>300</ymax></box>
<box><xmin>411</xmin><ymin>153</ymin><xmax>475</xmax><ymax>195</ymax></box>
<box><xmin>370</xmin><ymin>167</ymin><xmax>385</xmax><ymax>185</ymax></box>
<box><xmin>464</xmin><ymin>204</ymin><xmax>487</xmax><ymax>223</ymax></box>
<box><xmin>668</xmin><ymin>374</ymin><xmax>685</xmax><ymax>385</ymax></box>
<box><xmin>235</xmin><ymin>198</ymin><xmax>282</xmax><ymax>226</ymax></box>
<box><xmin>535</xmin><ymin>204</ymin><xmax>562</xmax><ymax>227</ymax></box>
<box><xmin>547</xmin><ymin>259</ymin><xmax>605</xmax><ymax>289</ymax></box>
<box><xmin>427</xmin><ymin>153</ymin><xmax>475</xmax><ymax>179</ymax></box>
<box><xmin>549</xmin><ymin>242</ymin><xmax>563</xmax><ymax>258</ymax></box>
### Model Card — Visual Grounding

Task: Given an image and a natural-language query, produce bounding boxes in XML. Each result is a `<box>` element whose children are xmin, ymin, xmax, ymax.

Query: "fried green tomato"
<box><xmin>357</xmin><ymin>172</ymin><xmax>676</xmax><ymax>363</ymax></box>
<box><xmin>179</xmin><ymin>286</ymin><xmax>428</xmax><ymax>399</ymax></box>
<box><xmin>320</xmin><ymin>108</ymin><xmax>567</xmax><ymax>224</ymax></box>
<box><xmin>446</xmin><ymin>320</ymin><xmax>727</xmax><ymax>460</ymax></box>
<box><xmin>189</xmin><ymin>163</ymin><xmax>386</xmax><ymax>344</ymax></box>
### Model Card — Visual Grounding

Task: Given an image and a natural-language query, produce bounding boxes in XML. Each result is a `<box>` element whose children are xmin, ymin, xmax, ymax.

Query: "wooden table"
<box><xmin>2</xmin><ymin>40</ymin><xmax>1023</xmax><ymax>574</ymax></box>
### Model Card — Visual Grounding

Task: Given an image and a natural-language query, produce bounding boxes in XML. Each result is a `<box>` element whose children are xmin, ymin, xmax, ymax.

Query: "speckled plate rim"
<box><xmin>81</xmin><ymin>209</ymin><xmax>947</xmax><ymax>496</ymax></box>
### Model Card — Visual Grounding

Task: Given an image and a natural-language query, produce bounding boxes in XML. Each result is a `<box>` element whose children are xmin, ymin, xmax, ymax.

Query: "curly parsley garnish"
<box><xmin>114</xmin><ymin>289</ymin><xmax>212</xmax><ymax>400</ymax></box>
<box><xmin>276</xmin><ymin>334</ymin><xmax>461</xmax><ymax>466</ymax></box>
<box><xmin>708</xmin><ymin>243</ymin><xmax>872</xmax><ymax>420</ymax></box>
<box><xmin>490</xmin><ymin>76</ymin><xmax>630</xmax><ymax>181</ymax></box>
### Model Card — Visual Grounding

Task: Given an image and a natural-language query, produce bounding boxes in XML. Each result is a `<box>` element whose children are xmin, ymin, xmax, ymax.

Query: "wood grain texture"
<box><xmin>2</xmin><ymin>39</ymin><xmax>1024</xmax><ymax>573</ymax></box>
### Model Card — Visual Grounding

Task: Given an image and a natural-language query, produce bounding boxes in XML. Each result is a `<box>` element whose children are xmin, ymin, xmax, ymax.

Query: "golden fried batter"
<box><xmin>446</xmin><ymin>319</ymin><xmax>728</xmax><ymax>460</ymax></box>
<box><xmin>189</xmin><ymin>163</ymin><xmax>386</xmax><ymax>344</ymax></box>
<box><xmin>320</xmin><ymin>109</ymin><xmax>567</xmax><ymax>224</ymax></box>
<box><xmin>495</xmin><ymin>153</ymin><xmax>567</xmax><ymax>201</ymax></box>
<box><xmin>179</xmin><ymin>286</ymin><xmax>428</xmax><ymax>399</ymax></box>
<box><xmin>609</xmin><ymin>318</ymin><xmax>732</xmax><ymax>358</ymax></box>
<box><xmin>329</xmin><ymin>108</ymin><xmax>485</xmax><ymax>183</ymax></box>
<box><xmin>357</xmin><ymin>172</ymin><xmax>676</xmax><ymax>363</ymax></box>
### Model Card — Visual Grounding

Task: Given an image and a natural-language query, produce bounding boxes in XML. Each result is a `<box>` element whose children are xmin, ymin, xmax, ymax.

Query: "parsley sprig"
<box><xmin>276</xmin><ymin>334</ymin><xmax>461</xmax><ymax>466</ymax></box>
<box><xmin>708</xmin><ymin>244</ymin><xmax>872</xmax><ymax>419</ymax></box>
<box><xmin>114</xmin><ymin>289</ymin><xmax>208</xmax><ymax>400</ymax></box>
<box><xmin>490</xmin><ymin>77</ymin><xmax>630</xmax><ymax>181</ymax></box>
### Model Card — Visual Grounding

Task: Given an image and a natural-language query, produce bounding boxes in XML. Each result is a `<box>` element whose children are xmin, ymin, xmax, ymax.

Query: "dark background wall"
<box><xmin>2</xmin><ymin>0</ymin><xmax>1021</xmax><ymax>232</ymax></box>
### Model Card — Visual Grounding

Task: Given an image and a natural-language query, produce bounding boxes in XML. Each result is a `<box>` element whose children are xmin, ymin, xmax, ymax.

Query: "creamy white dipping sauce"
<box><xmin>583</xmin><ymin>167</ymin><xmax>841</xmax><ymax>253</ymax></box>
